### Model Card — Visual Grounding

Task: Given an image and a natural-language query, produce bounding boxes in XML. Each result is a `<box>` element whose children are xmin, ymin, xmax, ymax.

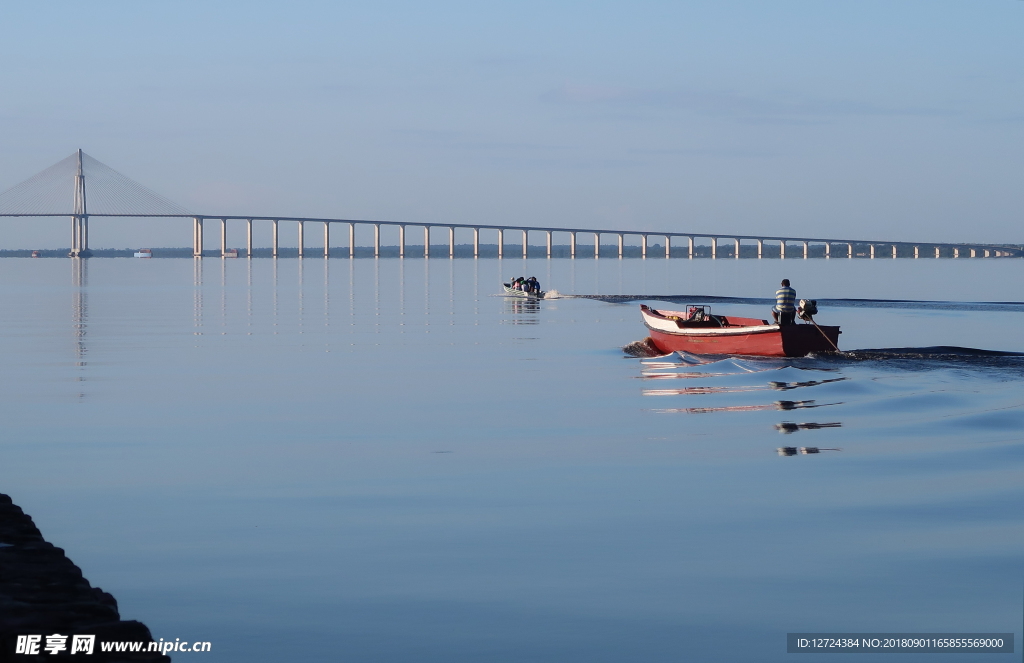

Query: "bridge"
<box><xmin>1</xmin><ymin>150</ymin><xmax>1020</xmax><ymax>260</ymax></box>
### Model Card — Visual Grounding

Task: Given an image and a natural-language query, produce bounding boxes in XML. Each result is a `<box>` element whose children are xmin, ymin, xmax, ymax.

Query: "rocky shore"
<box><xmin>0</xmin><ymin>494</ymin><xmax>170</xmax><ymax>662</ymax></box>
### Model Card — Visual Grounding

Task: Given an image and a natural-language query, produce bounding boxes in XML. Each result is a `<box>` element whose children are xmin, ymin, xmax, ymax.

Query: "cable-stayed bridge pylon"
<box><xmin>0</xmin><ymin>149</ymin><xmax>192</xmax><ymax>256</ymax></box>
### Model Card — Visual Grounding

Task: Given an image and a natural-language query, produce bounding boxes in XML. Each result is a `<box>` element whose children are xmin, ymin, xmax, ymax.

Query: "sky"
<box><xmin>0</xmin><ymin>0</ymin><xmax>1021</xmax><ymax>249</ymax></box>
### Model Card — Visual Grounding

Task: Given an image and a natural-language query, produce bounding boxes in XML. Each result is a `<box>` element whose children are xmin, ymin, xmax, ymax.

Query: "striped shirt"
<box><xmin>775</xmin><ymin>286</ymin><xmax>796</xmax><ymax>312</ymax></box>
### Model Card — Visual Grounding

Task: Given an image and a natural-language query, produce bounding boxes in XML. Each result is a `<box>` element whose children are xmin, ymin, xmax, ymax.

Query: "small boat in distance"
<box><xmin>640</xmin><ymin>304</ymin><xmax>840</xmax><ymax>357</ymax></box>
<box><xmin>134</xmin><ymin>249</ymin><xmax>153</xmax><ymax>258</ymax></box>
<box><xmin>503</xmin><ymin>283</ymin><xmax>545</xmax><ymax>298</ymax></box>
<box><xmin>31</xmin><ymin>250</ymin><xmax>41</xmax><ymax>258</ymax></box>
<box><xmin>223</xmin><ymin>248</ymin><xmax>239</xmax><ymax>258</ymax></box>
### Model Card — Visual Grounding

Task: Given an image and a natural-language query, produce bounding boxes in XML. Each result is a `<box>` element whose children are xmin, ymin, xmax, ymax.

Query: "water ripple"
<box><xmin>630</xmin><ymin>343</ymin><xmax>1024</xmax><ymax>456</ymax></box>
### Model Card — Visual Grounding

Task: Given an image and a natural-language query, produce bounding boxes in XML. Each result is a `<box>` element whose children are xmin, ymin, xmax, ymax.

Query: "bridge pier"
<box><xmin>825</xmin><ymin>242</ymin><xmax>830</xmax><ymax>259</ymax></box>
<box><xmin>734</xmin><ymin>238</ymin><xmax>740</xmax><ymax>259</ymax></box>
<box><xmin>571</xmin><ymin>231</ymin><xmax>576</xmax><ymax>258</ymax></box>
<box><xmin>496</xmin><ymin>228</ymin><xmax>502</xmax><ymax>258</ymax></box>
<box><xmin>667</xmin><ymin>236</ymin><xmax>672</xmax><ymax>259</ymax></box>
<box><xmin>324</xmin><ymin>222</ymin><xmax>329</xmax><ymax>258</ymax></box>
<box><xmin>221</xmin><ymin>218</ymin><xmax>227</xmax><ymax>257</ymax></box>
<box><xmin>595</xmin><ymin>232</ymin><xmax>600</xmax><ymax>259</ymax></box>
<box><xmin>710</xmin><ymin>237</ymin><xmax>716</xmax><ymax>259</ymax></box>
<box><xmin>247</xmin><ymin>219</ymin><xmax>253</xmax><ymax>257</ymax></box>
<box><xmin>618</xmin><ymin>233</ymin><xmax>623</xmax><ymax>258</ymax></box>
<box><xmin>688</xmin><ymin>236</ymin><xmax>694</xmax><ymax>259</ymax></box>
<box><xmin>757</xmin><ymin>239</ymin><xmax>763</xmax><ymax>259</ymax></box>
<box><xmin>474</xmin><ymin>228</ymin><xmax>479</xmax><ymax>258</ymax></box>
<box><xmin>892</xmin><ymin>244</ymin><xmax>897</xmax><ymax>259</ymax></box>
<box><xmin>848</xmin><ymin>243</ymin><xmax>853</xmax><ymax>258</ymax></box>
<box><xmin>803</xmin><ymin>241</ymin><xmax>808</xmax><ymax>259</ymax></box>
<box><xmin>272</xmin><ymin>220</ymin><xmax>278</xmax><ymax>257</ymax></box>
<box><xmin>297</xmin><ymin>221</ymin><xmax>304</xmax><ymax>258</ymax></box>
<box><xmin>970</xmin><ymin>248</ymin><xmax>976</xmax><ymax>258</ymax></box>
<box><xmin>642</xmin><ymin>234</ymin><xmax>647</xmax><ymax>259</ymax></box>
<box><xmin>349</xmin><ymin>222</ymin><xmax>354</xmax><ymax>258</ymax></box>
<box><xmin>954</xmin><ymin>247</ymin><xmax>959</xmax><ymax>258</ymax></box>
<box><xmin>547</xmin><ymin>231</ymin><xmax>552</xmax><ymax>258</ymax></box>
<box><xmin>374</xmin><ymin>223</ymin><xmax>380</xmax><ymax>257</ymax></box>
<box><xmin>523</xmin><ymin>229</ymin><xmax>528</xmax><ymax>259</ymax></box>
<box><xmin>780</xmin><ymin>240</ymin><xmax>785</xmax><ymax>259</ymax></box>
<box><xmin>399</xmin><ymin>225</ymin><xmax>405</xmax><ymax>257</ymax></box>
<box><xmin>869</xmin><ymin>244</ymin><xmax>875</xmax><ymax>259</ymax></box>
<box><xmin>425</xmin><ymin>226</ymin><xmax>431</xmax><ymax>258</ymax></box>
<box><xmin>450</xmin><ymin>226</ymin><xmax>456</xmax><ymax>258</ymax></box>
<box><xmin>193</xmin><ymin>217</ymin><xmax>204</xmax><ymax>257</ymax></box>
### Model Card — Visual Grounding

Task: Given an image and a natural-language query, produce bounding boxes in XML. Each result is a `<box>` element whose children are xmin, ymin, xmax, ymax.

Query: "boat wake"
<box><xmin>839</xmin><ymin>345</ymin><xmax>1024</xmax><ymax>358</ymax></box>
<box><xmin>624</xmin><ymin>337</ymin><xmax>1024</xmax><ymax>370</ymax></box>
<box><xmin>622</xmin><ymin>337</ymin><xmax>665</xmax><ymax>357</ymax></box>
<box><xmin>827</xmin><ymin>346</ymin><xmax>1024</xmax><ymax>374</ymax></box>
<box><xmin>582</xmin><ymin>294</ymin><xmax>1024</xmax><ymax>313</ymax></box>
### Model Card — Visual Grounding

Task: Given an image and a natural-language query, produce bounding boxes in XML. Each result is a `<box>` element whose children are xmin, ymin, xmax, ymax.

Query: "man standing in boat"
<box><xmin>772</xmin><ymin>279</ymin><xmax>797</xmax><ymax>326</ymax></box>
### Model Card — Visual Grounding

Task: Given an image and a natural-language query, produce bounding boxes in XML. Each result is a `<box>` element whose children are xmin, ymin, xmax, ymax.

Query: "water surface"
<box><xmin>0</xmin><ymin>256</ymin><xmax>1021</xmax><ymax>661</ymax></box>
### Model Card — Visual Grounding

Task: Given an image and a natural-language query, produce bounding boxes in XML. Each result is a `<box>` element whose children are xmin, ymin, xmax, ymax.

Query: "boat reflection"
<box><xmin>649</xmin><ymin>399</ymin><xmax>841</xmax><ymax>414</ymax></box>
<box><xmin>769</xmin><ymin>377</ymin><xmax>847</xmax><ymax>391</ymax></box>
<box><xmin>775</xmin><ymin>422</ymin><xmax>842</xmax><ymax>433</ymax></box>
<box><xmin>502</xmin><ymin>297</ymin><xmax>540</xmax><ymax>325</ymax></box>
<box><xmin>642</xmin><ymin>378</ymin><xmax>847</xmax><ymax>396</ymax></box>
<box><xmin>643</xmin><ymin>385</ymin><xmax>766</xmax><ymax>396</ymax></box>
<box><xmin>635</xmin><ymin>348</ymin><xmax>849</xmax><ymax>442</ymax></box>
<box><xmin>642</xmin><ymin>371</ymin><xmax>745</xmax><ymax>380</ymax></box>
<box><xmin>778</xmin><ymin>446</ymin><xmax>842</xmax><ymax>455</ymax></box>
<box><xmin>639</xmin><ymin>360</ymin><xmax>687</xmax><ymax>371</ymax></box>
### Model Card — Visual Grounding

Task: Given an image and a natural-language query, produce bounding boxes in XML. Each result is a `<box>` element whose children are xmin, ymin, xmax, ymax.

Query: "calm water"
<box><xmin>1</xmin><ymin>256</ymin><xmax>1022</xmax><ymax>662</ymax></box>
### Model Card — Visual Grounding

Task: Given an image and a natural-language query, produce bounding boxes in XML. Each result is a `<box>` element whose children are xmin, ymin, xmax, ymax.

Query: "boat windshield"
<box><xmin>685</xmin><ymin>305</ymin><xmax>711</xmax><ymax>321</ymax></box>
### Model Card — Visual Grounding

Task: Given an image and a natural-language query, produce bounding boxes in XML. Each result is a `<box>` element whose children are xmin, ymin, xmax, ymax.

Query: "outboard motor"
<box><xmin>797</xmin><ymin>299</ymin><xmax>818</xmax><ymax>321</ymax></box>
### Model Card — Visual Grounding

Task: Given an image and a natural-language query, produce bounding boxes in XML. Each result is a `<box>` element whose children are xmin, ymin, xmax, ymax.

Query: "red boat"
<box><xmin>640</xmin><ymin>304</ymin><xmax>840</xmax><ymax>357</ymax></box>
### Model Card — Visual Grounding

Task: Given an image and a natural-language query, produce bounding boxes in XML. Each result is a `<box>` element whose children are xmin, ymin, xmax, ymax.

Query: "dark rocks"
<box><xmin>0</xmin><ymin>494</ymin><xmax>170</xmax><ymax>662</ymax></box>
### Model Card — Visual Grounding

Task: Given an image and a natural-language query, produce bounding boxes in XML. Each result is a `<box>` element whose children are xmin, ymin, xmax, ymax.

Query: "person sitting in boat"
<box><xmin>527</xmin><ymin>277</ymin><xmax>540</xmax><ymax>294</ymax></box>
<box><xmin>772</xmin><ymin>279</ymin><xmax>797</xmax><ymax>326</ymax></box>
